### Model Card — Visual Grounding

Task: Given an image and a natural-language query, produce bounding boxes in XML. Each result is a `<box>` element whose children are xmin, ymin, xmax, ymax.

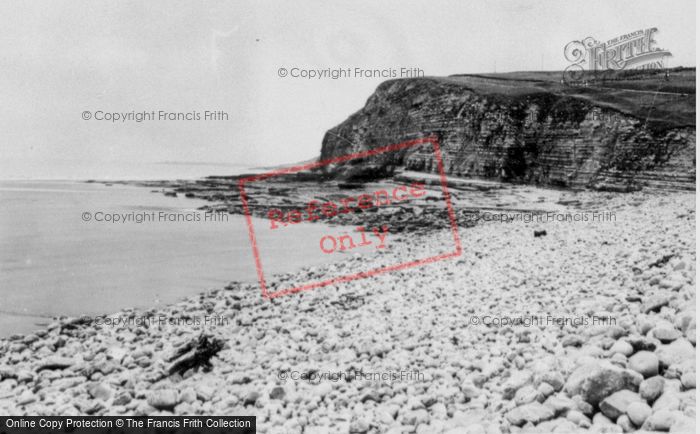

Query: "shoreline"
<box><xmin>0</xmin><ymin>181</ymin><xmax>695</xmax><ymax>432</ymax></box>
<box><xmin>0</xmin><ymin>180</ymin><xmax>346</xmax><ymax>339</ymax></box>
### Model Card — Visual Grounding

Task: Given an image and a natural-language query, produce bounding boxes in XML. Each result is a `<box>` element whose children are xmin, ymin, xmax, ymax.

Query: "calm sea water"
<box><xmin>0</xmin><ymin>180</ymin><xmax>347</xmax><ymax>337</ymax></box>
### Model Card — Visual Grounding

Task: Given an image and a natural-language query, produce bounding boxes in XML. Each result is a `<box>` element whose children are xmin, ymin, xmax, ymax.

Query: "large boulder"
<box><xmin>564</xmin><ymin>361</ymin><xmax>642</xmax><ymax>406</ymax></box>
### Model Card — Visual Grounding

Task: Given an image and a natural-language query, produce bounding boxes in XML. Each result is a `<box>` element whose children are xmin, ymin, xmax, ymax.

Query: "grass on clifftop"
<box><xmin>442</xmin><ymin>68</ymin><xmax>695</xmax><ymax>131</ymax></box>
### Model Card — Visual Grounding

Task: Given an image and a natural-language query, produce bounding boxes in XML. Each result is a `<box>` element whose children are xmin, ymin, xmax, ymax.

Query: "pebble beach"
<box><xmin>0</xmin><ymin>189</ymin><xmax>695</xmax><ymax>433</ymax></box>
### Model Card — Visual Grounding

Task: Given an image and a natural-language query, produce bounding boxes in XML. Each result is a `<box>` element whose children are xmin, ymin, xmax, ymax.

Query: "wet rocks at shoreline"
<box><xmin>130</xmin><ymin>174</ymin><xmax>568</xmax><ymax>235</ymax></box>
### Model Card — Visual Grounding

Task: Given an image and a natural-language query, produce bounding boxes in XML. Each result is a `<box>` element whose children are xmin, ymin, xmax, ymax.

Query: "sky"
<box><xmin>0</xmin><ymin>0</ymin><xmax>695</xmax><ymax>179</ymax></box>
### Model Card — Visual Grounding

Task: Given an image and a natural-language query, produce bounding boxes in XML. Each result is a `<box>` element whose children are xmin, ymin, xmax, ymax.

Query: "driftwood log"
<box><xmin>166</xmin><ymin>334</ymin><xmax>225</xmax><ymax>376</ymax></box>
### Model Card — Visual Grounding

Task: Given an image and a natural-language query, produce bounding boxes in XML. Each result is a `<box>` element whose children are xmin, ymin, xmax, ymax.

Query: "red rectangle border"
<box><xmin>238</xmin><ymin>135</ymin><xmax>463</xmax><ymax>299</ymax></box>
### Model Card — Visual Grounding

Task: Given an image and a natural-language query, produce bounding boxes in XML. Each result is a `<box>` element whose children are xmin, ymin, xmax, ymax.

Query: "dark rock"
<box><xmin>269</xmin><ymin>386</ymin><xmax>285</xmax><ymax>400</ymax></box>
<box><xmin>563</xmin><ymin>361</ymin><xmax>641</xmax><ymax>406</ymax></box>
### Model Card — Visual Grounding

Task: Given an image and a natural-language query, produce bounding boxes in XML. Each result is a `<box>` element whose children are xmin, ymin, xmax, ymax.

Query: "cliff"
<box><xmin>321</xmin><ymin>70</ymin><xmax>696</xmax><ymax>191</ymax></box>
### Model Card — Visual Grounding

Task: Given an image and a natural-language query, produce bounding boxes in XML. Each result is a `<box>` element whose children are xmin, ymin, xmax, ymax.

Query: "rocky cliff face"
<box><xmin>321</xmin><ymin>77</ymin><xmax>695</xmax><ymax>191</ymax></box>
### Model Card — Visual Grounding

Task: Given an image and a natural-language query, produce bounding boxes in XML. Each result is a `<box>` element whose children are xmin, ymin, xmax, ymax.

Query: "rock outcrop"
<box><xmin>321</xmin><ymin>75</ymin><xmax>696</xmax><ymax>191</ymax></box>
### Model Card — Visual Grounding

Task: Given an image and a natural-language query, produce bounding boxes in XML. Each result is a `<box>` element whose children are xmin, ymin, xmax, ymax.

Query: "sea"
<box><xmin>0</xmin><ymin>165</ymin><xmax>350</xmax><ymax>337</ymax></box>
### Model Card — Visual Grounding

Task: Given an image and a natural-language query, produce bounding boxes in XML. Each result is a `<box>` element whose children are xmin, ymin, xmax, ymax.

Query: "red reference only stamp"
<box><xmin>238</xmin><ymin>136</ymin><xmax>462</xmax><ymax>299</ymax></box>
